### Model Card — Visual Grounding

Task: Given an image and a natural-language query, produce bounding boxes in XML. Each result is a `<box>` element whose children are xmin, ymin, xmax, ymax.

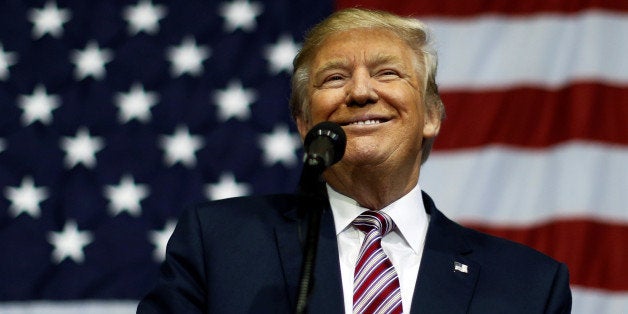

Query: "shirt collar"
<box><xmin>327</xmin><ymin>182</ymin><xmax>428</xmax><ymax>254</ymax></box>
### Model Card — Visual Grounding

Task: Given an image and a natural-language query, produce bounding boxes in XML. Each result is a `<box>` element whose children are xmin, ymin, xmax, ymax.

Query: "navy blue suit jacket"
<box><xmin>138</xmin><ymin>192</ymin><xmax>571</xmax><ymax>313</ymax></box>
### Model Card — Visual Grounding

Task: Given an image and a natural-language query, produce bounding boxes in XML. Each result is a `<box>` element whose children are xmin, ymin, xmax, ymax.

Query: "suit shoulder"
<box><xmin>457</xmin><ymin>221</ymin><xmax>564</xmax><ymax>272</ymax></box>
<box><xmin>423</xmin><ymin>193</ymin><xmax>562</xmax><ymax>270</ymax></box>
<box><xmin>448</xmin><ymin>217</ymin><xmax>572</xmax><ymax>312</ymax></box>
<box><xmin>185</xmin><ymin>194</ymin><xmax>299</xmax><ymax>221</ymax></box>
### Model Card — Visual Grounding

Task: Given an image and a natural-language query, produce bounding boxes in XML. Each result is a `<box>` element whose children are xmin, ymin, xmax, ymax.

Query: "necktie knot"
<box><xmin>352</xmin><ymin>211</ymin><xmax>394</xmax><ymax>236</ymax></box>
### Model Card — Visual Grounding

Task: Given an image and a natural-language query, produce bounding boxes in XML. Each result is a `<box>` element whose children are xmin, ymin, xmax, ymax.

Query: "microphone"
<box><xmin>294</xmin><ymin>121</ymin><xmax>345</xmax><ymax>314</ymax></box>
<box><xmin>299</xmin><ymin>121</ymin><xmax>346</xmax><ymax>194</ymax></box>
<box><xmin>303</xmin><ymin>121</ymin><xmax>346</xmax><ymax>172</ymax></box>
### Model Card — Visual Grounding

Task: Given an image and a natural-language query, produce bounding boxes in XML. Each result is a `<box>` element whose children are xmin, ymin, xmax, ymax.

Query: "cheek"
<box><xmin>309</xmin><ymin>90</ymin><xmax>344</xmax><ymax>121</ymax></box>
<box><xmin>379</xmin><ymin>82</ymin><xmax>422</xmax><ymax>110</ymax></box>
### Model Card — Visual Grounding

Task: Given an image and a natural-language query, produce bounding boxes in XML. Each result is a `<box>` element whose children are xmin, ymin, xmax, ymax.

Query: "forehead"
<box><xmin>311</xmin><ymin>28</ymin><xmax>417</xmax><ymax>69</ymax></box>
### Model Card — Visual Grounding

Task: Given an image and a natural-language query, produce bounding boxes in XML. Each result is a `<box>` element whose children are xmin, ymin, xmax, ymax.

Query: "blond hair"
<box><xmin>289</xmin><ymin>8</ymin><xmax>445</xmax><ymax>164</ymax></box>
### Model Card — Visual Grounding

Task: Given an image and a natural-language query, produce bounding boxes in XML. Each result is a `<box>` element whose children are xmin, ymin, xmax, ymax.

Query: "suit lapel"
<box><xmin>411</xmin><ymin>249</ymin><xmax>479</xmax><ymax>313</ymax></box>
<box><xmin>274</xmin><ymin>203</ymin><xmax>302</xmax><ymax>309</ymax></box>
<box><xmin>410</xmin><ymin>192</ymin><xmax>480</xmax><ymax>314</ymax></box>
<box><xmin>274</xmin><ymin>198</ymin><xmax>344</xmax><ymax>313</ymax></box>
<box><xmin>308</xmin><ymin>207</ymin><xmax>344</xmax><ymax>312</ymax></box>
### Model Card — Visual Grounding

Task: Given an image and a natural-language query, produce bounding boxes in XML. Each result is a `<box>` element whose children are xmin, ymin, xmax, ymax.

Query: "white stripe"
<box><xmin>0</xmin><ymin>301</ymin><xmax>137</xmax><ymax>314</ymax></box>
<box><xmin>572</xmin><ymin>286</ymin><xmax>628</xmax><ymax>314</ymax></box>
<box><xmin>420</xmin><ymin>141</ymin><xmax>628</xmax><ymax>225</ymax></box>
<box><xmin>422</xmin><ymin>11</ymin><xmax>628</xmax><ymax>90</ymax></box>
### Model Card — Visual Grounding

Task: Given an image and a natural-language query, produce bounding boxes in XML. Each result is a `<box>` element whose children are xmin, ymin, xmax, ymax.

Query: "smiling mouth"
<box><xmin>342</xmin><ymin>118</ymin><xmax>388</xmax><ymax>126</ymax></box>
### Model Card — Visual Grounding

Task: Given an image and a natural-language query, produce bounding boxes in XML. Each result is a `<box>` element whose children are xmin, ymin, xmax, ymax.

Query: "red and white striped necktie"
<box><xmin>352</xmin><ymin>211</ymin><xmax>403</xmax><ymax>314</ymax></box>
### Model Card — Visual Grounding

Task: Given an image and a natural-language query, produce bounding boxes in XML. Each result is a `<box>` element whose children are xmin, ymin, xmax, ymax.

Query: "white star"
<box><xmin>212</xmin><ymin>80</ymin><xmax>256</xmax><ymax>122</ymax></box>
<box><xmin>70</xmin><ymin>41</ymin><xmax>113</xmax><ymax>80</ymax></box>
<box><xmin>0</xmin><ymin>43</ymin><xmax>18</xmax><ymax>81</ymax></box>
<box><xmin>60</xmin><ymin>127</ymin><xmax>105</xmax><ymax>169</ymax></box>
<box><xmin>159</xmin><ymin>125</ymin><xmax>205</xmax><ymax>167</ymax></box>
<box><xmin>259</xmin><ymin>125</ymin><xmax>301</xmax><ymax>167</ymax></box>
<box><xmin>205</xmin><ymin>172</ymin><xmax>251</xmax><ymax>201</ymax></box>
<box><xmin>115</xmin><ymin>83</ymin><xmax>159</xmax><ymax>123</ymax></box>
<box><xmin>104</xmin><ymin>175</ymin><xmax>150</xmax><ymax>217</ymax></box>
<box><xmin>3</xmin><ymin>176</ymin><xmax>49</xmax><ymax>218</ymax></box>
<box><xmin>27</xmin><ymin>1</ymin><xmax>72</xmax><ymax>39</ymax></box>
<box><xmin>166</xmin><ymin>36</ymin><xmax>210</xmax><ymax>77</ymax></box>
<box><xmin>149</xmin><ymin>219</ymin><xmax>177</xmax><ymax>262</ymax></box>
<box><xmin>47</xmin><ymin>220</ymin><xmax>93</xmax><ymax>264</ymax></box>
<box><xmin>17</xmin><ymin>84</ymin><xmax>60</xmax><ymax>126</ymax></box>
<box><xmin>264</xmin><ymin>35</ymin><xmax>300</xmax><ymax>74</ymax></box>
<box><xmin>123</xmin><ymin>0</ymin><xmax>168</xmax><ymax>35</ymax></box>
<box><xmin>218</xmin><ymin>0</ymin><xmax>263</xmax><ymax>32</ymax></box>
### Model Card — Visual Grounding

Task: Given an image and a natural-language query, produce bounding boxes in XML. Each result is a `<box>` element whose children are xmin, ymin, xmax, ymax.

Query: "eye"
<box><xmin>325</xmin><ymin>74</ymin><xmax>345</xmax><ymax>82</ymax></box>
<box><xmin>377</xmin><ymin>69</ymin><xmax>400</xmax><ymax>77</ymax></box>
<box><xmin>318</xmin><ymin>73</ymin><xmax>347</xmax><ymax>87</ymax></box>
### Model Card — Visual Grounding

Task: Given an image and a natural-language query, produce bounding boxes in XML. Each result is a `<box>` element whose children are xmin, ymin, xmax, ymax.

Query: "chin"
<box><xmin>341</xmin><ymin>149</ymin><xmax>389</xmax><ymax>168</ymax></box>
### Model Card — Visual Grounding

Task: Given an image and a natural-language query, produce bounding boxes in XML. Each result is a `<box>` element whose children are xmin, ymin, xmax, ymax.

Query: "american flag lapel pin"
<box><xmin>454</xmin><ymin>261</ymin><xmax>468</xmax><ymax>273</ymax></box>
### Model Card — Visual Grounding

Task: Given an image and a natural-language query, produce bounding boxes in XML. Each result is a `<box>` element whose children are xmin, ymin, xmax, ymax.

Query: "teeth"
<box><xmin>350</xmin><ymin>119</ymin><xmax>380</xmax><ymax>125</ymax></box>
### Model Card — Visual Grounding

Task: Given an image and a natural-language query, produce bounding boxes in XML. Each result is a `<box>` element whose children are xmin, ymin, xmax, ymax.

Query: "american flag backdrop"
<box><xmin>0</xmin><ymin>0</ymin><xmax>626</xmax><ymax>313</ymax></box>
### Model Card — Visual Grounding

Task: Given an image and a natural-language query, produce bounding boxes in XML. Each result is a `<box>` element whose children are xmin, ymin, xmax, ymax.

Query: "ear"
<box><xmin>422</xmin><ymin>108</ymin><xmax>441</xmax><ymax>139</ymax></box>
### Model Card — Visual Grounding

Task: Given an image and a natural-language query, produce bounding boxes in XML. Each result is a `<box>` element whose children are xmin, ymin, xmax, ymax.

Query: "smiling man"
<box><xmin>295</xmin><ymin>23</ymin><xmax>441</xmax><ymax>212</ymax></box>
<box><xmin>138</xmin><ymin>8</ymin><xmax>571</xmax><ymax>314</ymax></box>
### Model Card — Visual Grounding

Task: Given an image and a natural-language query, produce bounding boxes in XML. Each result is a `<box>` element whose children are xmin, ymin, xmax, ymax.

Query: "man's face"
<box><xmin>297</xmin><ymin>28</ymin><xmax>440</xmax><ymax>172</ymax></box>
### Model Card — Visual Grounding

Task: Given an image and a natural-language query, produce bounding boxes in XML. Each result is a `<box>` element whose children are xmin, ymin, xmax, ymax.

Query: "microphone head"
<box><xmin>304</xmin><ymin>121</ymin><xmax>346</xmax><ymax>166</ymax></box>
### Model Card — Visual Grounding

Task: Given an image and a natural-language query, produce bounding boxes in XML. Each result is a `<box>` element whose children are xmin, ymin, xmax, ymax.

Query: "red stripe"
<box><xmin>432</xmin><ymin>82</ymin><xmax>628</xmax><ymax>150</ymax></box>
<box><xmin>466</xmin><ymin>219</ymin><xmax>628</xmax><ymax>291</ymax></box>
<box><xmin>336</xmin><ymin>0</ymin><xmax>628</xmax><ymax>17</ymax></box>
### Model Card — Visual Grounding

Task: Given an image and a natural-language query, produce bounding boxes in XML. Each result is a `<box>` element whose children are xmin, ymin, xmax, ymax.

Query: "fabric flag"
<box><xmin>336</xmin><ymin>0</ymin><xmax>628</xmax><ymax>313</ymax></box>
<box><xmin>0</xmin><ymin>0</ymin><xmax>331</xmax><ymax>312</ymax></box>
<box><xmin>0</xmin><ymin>1</ymin><xmax>626</xmax><ymax>313</ymax></box>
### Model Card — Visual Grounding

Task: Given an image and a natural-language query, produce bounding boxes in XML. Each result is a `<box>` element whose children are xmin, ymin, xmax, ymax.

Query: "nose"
<box><xmin>346</xmin><ymin>69</ymin><xmax>378</xmax><ymax>107</ymax></box>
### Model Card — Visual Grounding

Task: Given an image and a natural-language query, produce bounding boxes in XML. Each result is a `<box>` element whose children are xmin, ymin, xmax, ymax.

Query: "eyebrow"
<box><xmin>313</xmin><ymin>59</ymin><xmax>351</xmax><ymax>77</ymax></box>
<box><xmin>366</xmin><ymin>53</ymin><xmax>404</xmax><ymax>68</ymax></box>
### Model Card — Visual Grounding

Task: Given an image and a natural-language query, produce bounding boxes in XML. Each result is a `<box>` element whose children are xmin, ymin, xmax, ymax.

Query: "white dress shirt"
<box><xmin>328</xmin><ymin>183</ymin><xmax>429</xmax><ymax>314</ymax></box>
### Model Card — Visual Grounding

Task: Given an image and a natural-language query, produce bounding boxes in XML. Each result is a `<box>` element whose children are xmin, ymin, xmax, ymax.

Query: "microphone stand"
<box><xmin>294</xmin><ymin>157</ymin><xmax>327</xmax><ymax>314</ymax></box>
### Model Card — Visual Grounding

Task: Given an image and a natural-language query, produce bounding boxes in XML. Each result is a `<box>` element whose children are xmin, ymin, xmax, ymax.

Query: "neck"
<box><xmin>324</xmin><ymin>162</ymin><xmax>420</xmax><ymax>210</ymax></box>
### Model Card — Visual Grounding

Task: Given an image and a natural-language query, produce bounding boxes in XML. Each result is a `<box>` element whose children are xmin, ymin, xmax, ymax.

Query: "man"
<box><xmin>138</xmin><ymin>8</ymin><xmax>571</xmax><ymax>313</ymax></box>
